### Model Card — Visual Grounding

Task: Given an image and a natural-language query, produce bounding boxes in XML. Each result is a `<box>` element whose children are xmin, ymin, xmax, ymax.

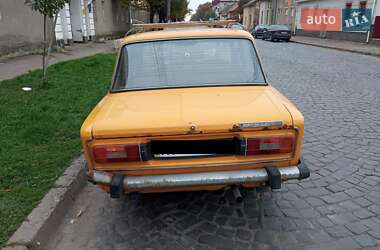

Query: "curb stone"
<box><xmin>291</xmin><ymin>40</ymin><xmax>380</xmax><ymax>58</ymax></box>
<box><xmin>3</xmin><ymin>155</ymin><xmax>87</xmax><ymax>250</ymax></box>
<box><xmin>2</xmin><ymin>246</ymin><xmax>28</xmax><ymax>250</ymax></box>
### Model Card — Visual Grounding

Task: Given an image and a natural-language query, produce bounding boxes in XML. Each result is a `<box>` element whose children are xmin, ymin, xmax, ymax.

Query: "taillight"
<box><xmin>246</xmin><ymin>137</ymin><xmax>293</xmax><ymax>155</ymax></box>
<box><xmin>93</xmin><ymin>145</ymin><xmax>141</xmax><ymax>163</ymax></box>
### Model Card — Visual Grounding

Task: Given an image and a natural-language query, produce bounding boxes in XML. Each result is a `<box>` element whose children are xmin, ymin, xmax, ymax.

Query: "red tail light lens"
<box><xmin>93</xmin><ymin>145</ymin><xmax>141</xmax><ymax>163</ymax></box>
<box><xmin>246</xmin><ymin>137</ymin><xmax>293</xmax><ymax>155</ymax></box>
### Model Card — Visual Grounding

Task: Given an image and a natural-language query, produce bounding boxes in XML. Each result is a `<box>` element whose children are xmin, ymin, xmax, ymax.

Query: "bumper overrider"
<box><xmin>88</xmin><ymin>160</ymin><xmax>310</xmax><ymax>198</ymax></box>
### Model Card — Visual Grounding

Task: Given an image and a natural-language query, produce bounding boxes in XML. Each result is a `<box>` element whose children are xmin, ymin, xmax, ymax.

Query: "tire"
<box><xmin>285</xmin><ymin>38</ymin><xmax>290</xmax><ymax>42</ymax></box>
<box><xmin>269</xmin><ymin>35</ymin><xmax>274</xmax><ymax>42</ymax></box>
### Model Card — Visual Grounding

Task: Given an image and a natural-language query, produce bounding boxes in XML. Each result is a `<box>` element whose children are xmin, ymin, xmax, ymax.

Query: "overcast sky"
<box><xmin>186</xmin><ymin>0</ymin><xmax>210</xmax><ymax>20</ymax></box>
<box><xmin>189</xmin><ymin>0</ymin><xmax>210</xmax><ymax>12</ymax></box>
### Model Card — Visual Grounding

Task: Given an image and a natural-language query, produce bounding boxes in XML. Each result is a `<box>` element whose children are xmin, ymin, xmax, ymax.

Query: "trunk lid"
<box><xmin>91</xmin><ymin>86</ymin><xmax>293</xmax><ymax>139</ymax></box>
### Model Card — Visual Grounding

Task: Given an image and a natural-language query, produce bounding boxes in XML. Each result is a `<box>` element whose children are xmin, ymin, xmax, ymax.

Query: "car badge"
<box><xmin>237</xmin><ymin>121</ymin><xmax>283</xmax><ymax>129</ymax></box>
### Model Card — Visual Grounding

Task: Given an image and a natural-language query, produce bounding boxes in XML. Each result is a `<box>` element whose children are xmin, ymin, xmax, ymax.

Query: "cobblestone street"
<box><xmin>46</xmin><ymin>41</ymin><xmax>380</xmax><ymax>250</ymax></box>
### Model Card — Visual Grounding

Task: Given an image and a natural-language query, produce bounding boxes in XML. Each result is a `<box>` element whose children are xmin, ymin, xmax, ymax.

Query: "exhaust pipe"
<box><xmin>232</xmin><ymin>185</ymin><xmax>243</xmax><ymax>203</ymax></box>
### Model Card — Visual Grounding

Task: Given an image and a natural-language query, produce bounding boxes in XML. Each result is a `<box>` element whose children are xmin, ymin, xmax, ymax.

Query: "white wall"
<box><xmin>374</xmin><ymin>0</ymin><xmax>380</xmax><ymax>18</ymax></box>
<box><xmin>259</xmin><ymin>1</ymin><xmax>271</xmax><ymax>24</ymax></box>
<box><xmin>55</xmin><ymin>3</ymin><xmax>73</xmax><ymax>43</ymax></box>
<box><xmin>70</xmin><ymin>0</ymin><xmax>85</xmax><ymax>41</ymax></box>
<box><xmin>296</xmin><ymin>0</ymin><xmax>376</xmax><ymax>9</ymax></box>
<box><xmin>243</xmin><ymin>6</ymin><xmax>257</xmax><ymax>29</ymax></box>
<box><xmin>93</xmin><ymin>0</ymin><xmax>131</xmax><ymax>38</ymax></box>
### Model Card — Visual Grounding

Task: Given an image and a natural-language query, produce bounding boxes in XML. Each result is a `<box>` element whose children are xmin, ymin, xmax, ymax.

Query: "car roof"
<box><xmin>120</xmin><ymin>28</ymin><xmax>253</xmax><ymax>45</ymax></box>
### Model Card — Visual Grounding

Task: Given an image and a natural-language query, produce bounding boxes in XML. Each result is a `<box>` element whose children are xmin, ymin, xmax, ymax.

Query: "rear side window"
<box><xmin>113</xmin><ymin>38</ymin><xmax>266</xmax><ymax>91</ymax></box>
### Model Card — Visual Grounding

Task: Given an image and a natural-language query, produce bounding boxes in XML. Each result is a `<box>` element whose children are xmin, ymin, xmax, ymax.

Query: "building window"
<box><xmin>285</xmin><ymin>7</ymin><xmax>289</xmax><ymax>16</ymax></box>
<box><xmin>359</xmin><ymin>1</ymin><xmax>367</xmax><ymax>9</ymax></box>
<box><xmin>345</xmin><ymin>2</ymin><xmax>352</xmax><ymax>9</ymax></box>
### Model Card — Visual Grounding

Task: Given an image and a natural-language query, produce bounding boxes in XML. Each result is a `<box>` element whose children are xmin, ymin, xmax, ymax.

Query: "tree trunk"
<box><xmin>42</xmin><ymin>14</ymin><xmax>47</xmax><ymax>84</ymax></box>
<box><xmin>150</xmin><ymin>10</ymin><xmax>155</xmax><ymax>23</ymax></box>
<box><xmin>43</xmin><ymin>13</ymin><xmax>59</xmax><ymax>85</ymax></box>
<box><xmin>158</xmin><ymin>11</ymin><xmax>166</xmax><ymax>23</ymax></box>
<box><xmin>166</xmin><ymin>0</ymin><xmax>171</xmax><ymax>22</ymax></box>
<box><xmin>46</xmin><ymin>14</ymin><xmax>59</xmax><ymax>72</ymax></box>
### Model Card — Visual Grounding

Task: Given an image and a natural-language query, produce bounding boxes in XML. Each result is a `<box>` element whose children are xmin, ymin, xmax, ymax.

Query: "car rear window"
<box><xmin>113</xmin><ymin>38</ymin><xmax>266</xmax><ymax>91</ymax></box>
<box><xmin>255</xmin><ymin>25</ymin><xmax>268</xmax><ymax>30</ymax></box>
<box><xmin>269</xmin><ymin>25</ymin><xmax>289</xmax><ymax>30</ymax></box>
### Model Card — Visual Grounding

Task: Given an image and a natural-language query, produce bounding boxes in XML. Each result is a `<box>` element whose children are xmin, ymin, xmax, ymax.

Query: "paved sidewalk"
<box><xmin>0</xmin><ymin>41</ymin><xmax>114</xmax><ymax>81</ymax></box>
<box><xmin>292</xmin><ymin>35</ymin><xmax>380</xmax><ymax>57</ymax></box>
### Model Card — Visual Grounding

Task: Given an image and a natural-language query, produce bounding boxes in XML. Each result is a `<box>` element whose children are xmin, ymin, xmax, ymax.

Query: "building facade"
<box><xmin>258</xmin><ymin>0</ymin><xmax>272</xmax><ymax>25</ymax></box>
<box><xmin>295</xmin><ymin>0</ymin><xmax>380</xmax><ymax>43</ymax></box>
<box><xmin>0</xmin><ymin>0</ymin><xmax>149</xmax><ymax>57</ymax></box>
<box><xmin>241</xmin><ymin>0</ymin><xmax>379</xmax><ymax>43</ymax></box>
<box><xmin>242</xmin><ymin>0</ymin><xmax>260</xmax><ymax>30</ymax></box>
<box><xmin>0</xmin><ymin>0</ymin><xmax>50</xmax><ymax>56</ymax></box>
<box><xmin>374</xmin><ymin>0</ymin><xmax>380</xmax><ymax>38</ymax></box>
<box><xmin>212</xmin><ymin>0</ymin><xmax>239</xmax><ymax>20</ymax></box>
<box><xmin>243</xmin><ymin>0</ymin><xmax>296</xmax><ymax>30</ymax></box>
<box><xmin>274</xmin><ymin>0</ymin><xmax>296</xmax><ymax>30</ymax></box>
<box><xmin>227</xmin><ymin>2</ymin><xmax>240</xmax><ymax>20</ymax></box>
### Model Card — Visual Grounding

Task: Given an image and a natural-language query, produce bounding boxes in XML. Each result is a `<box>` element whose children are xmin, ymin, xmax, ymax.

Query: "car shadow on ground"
<box><xmin>99</xmin><ymin>188</ymin><xmax>294</xmax><ymax>250</ymax></box>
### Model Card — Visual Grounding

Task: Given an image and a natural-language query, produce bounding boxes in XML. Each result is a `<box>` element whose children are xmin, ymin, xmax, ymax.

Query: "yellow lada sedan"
<box><xmin>81</xmin><ymin>22</ymin><xmax>310</xmax><ymax>198</ymax></box>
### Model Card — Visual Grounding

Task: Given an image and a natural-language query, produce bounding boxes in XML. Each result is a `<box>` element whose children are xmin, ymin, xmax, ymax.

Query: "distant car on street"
<box><xmin>226</xmin><ymin>22</ymin><xmax>247</xmax><ymax>31</ymax></box>
<box><xmin>262</xmin><ymin>25</ymin><xmax>291</xmax><ymax>42</ymax></box>
<box><xmin>252</xmin><ymin>24</ymin><xmax>269</xmax><ymax>38</ymax></box>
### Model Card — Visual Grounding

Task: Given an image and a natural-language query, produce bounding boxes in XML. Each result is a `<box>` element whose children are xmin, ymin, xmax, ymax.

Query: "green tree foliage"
<box><xmin>170</xmin><ymin>0</ymin><xmax>189</xmax><ymax>21</ymax></box>
<box><xmin>25</xmin><ymin>0</ymin><xmax>69</xmax><ymax>84</ymax></box>
<box><xmin>121</xmin><ymin>0</ymin><xmax>150</xmax><ymax>10</ymax></box>
<box><xmin>190</xmin><ymin>2</ymin><xmax>215</xmax><ymax>21</ymax></box>
<box><xmin>122</xmin><ymin>0</ymin><xmax>188</xmax><ymax>22</ymax></box>
<box><xmin>122</xmin><ymin>0</ymin><xmax>165</xmax><ymax>22</ymax></box>
<box><xmin>25</xmin><ymin>0</ymin><xmax>68</xmax><ymax>17</ymax></box>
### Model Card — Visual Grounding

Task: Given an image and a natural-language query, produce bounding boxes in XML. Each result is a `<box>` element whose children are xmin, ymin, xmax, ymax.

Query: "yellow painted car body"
<box><xmin>81</xmin><ymin>28</ymin><xmax>307</xmax><ymax>194</ymax></box>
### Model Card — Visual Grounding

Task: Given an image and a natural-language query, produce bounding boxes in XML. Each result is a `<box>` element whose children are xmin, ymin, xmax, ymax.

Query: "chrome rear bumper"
<box><xmin>89</xmin><ymin>161</ymin><xmax>309</xmax><ymax>195</ymax></box>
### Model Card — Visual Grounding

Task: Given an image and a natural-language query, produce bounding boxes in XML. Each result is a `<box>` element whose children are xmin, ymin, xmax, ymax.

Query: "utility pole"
<box><xmin>366</xmin><ymin>0</ymin><xmax>378</xmax><ymax>43</ymax></box>
<box><xmin>166</xmin><ymin>0</ymin><xmax>171</xmax><ymax>22</ymax></box>
<box><xmin>292</xmin><ymin>0</ymin><xmax>297</xmax><ymax>35</ymax></box>
<box><xmin>271</xmin><ymin>0</ymin><xmax>277</xmax><ymax>24</ymax></box>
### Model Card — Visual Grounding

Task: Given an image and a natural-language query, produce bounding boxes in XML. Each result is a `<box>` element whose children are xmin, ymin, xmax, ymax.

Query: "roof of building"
<box><xmin>212</xmin><ymin>0</ymin><xmax>239</xmax><ymax>6</ymax></box>
<box><xmin>242</xmin><ymin>0</ymin><xmax>259</xmax><ymax>8</ymax></box>
<box><xmin>120</xmin><ymin>28</ymin><xmax>252</xmax><ymax>45</ymax></box>
<box><xmin>227</xmin><ymin>3</ymin><xmax>239</xmax><ymax>13</ymax></box>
